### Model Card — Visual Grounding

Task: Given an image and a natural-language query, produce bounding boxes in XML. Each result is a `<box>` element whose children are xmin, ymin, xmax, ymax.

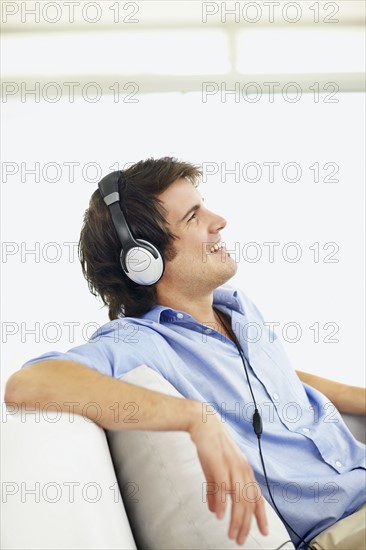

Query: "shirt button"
<box><xmin>302</xmin><ymin>428</ymin><xmax>310</xmax><ymax>433</ymax></box>
<box><xmin>176</xmin><ymin>313</ymin><xmax>184</xmax><ymax>319</ymax></box>
<box><xmin>205</xmin><ymin>328</ymin><xmax>212</xmax><ymax>334</ymax></box>
<box><xmin>273</xmin><ymin>393</ymin><xmax>279</xmax><ymax>400</ymax></box>
<box><xmin>335</xmin><ymin>460</ymin><xmax>343</xmax><ymax>468</ymax></box>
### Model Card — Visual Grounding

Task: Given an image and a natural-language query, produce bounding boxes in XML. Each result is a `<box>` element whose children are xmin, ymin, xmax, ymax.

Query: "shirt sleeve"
<box><xmin>21</xmin><ymin>344</ymin><xmax>113</xmax><ymax>376</ymax></box>
<box><xmin>20</xmin><ymin>319</ymin><xmax>154</xmax><ymax>378</ymax></box>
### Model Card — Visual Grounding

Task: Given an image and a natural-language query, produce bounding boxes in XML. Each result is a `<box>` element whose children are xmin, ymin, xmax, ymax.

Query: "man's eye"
<box><xmin>188</xmin><ymin>213</ymin><xmax>197</xmax><ymax>222</ymax></box>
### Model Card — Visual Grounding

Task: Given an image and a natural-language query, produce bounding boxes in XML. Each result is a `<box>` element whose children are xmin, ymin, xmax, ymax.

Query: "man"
<box><xmin>5</xmin><ymin>157</ymin><xmax>366</xmax><ymax>549</ymax></box>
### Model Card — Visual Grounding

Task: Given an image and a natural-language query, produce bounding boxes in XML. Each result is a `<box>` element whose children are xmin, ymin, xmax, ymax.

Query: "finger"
<box><xmin>214</xmin><ymin>476</ymin><xmax>228</xmax><ymax>520</ymax></box>
<box><xmin>255</xmin><ymin>495</ymin><xmax>269</xmax><ymax>536</ymax></box>
<box><xmin>228</xmin><ymin>478</ymin><xmax>246</xmax><ymax>540</ymax></box>
<box><xmin>204</xmin><ymin>469</ymin><xmax>228</xmax><ymax>519</ymax></box>
<box><xmin>207</xmin><ymin>487</ymin><xmax>226</xmax><ymax>519</ymax></box>
<box><xmin>236</xmin><ymin>495</ymin><xmax>256</xmax><ymax>544</ymax></box>
<box><xmin>236</xmin><ymin>504</ymin><xmax>253</xmax><ymax>546</ymax></box>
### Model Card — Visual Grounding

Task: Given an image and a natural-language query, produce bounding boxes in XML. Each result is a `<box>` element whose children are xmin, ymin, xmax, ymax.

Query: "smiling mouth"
<box><xmin>207</xmin><ymin>242</ymin><xmax>224</xmax><ymax>254</ymax></box>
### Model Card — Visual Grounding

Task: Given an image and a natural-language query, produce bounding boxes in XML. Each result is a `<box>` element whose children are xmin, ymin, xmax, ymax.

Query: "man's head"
<box><xmin>154</xmin><ymin>177</ymin><xmax>237</xmax><ymax>307</ymax></box>
<box><xmin>79</xmin><ymin>157</ymin><xmax>236</xmax><ymax>320</ymax></box>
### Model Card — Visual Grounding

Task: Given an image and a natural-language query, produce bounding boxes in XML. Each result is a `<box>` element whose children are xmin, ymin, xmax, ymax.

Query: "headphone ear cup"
<box><xmin>121</xmin><ymin>239</ymin><xmax>164</xmax><ymax>285</ymax></box>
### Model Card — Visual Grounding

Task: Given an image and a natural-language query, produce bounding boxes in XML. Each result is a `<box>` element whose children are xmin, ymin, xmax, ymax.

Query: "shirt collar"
<box><xmin>140</xmin><ymin>284</ymin><xmax>245</xmax><ymax>324</ymax></box>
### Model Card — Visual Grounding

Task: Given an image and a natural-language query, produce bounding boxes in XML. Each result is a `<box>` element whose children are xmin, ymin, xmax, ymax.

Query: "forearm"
<box><xmin>296</xmin><ymin>370</ymin><xmax>366</xmax><ymax>415</ymax></box>
<box><xmin>5</xmin><ymin>360</ymin><xmax>201</xmax><ymax>432</ymax></box>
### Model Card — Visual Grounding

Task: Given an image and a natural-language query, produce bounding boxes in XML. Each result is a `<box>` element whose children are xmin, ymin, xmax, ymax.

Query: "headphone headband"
<box><xmin>98</xmin><ymin>171</ymin><xmax>165</xmax><ymax>286</ymax></box>
<box><xmin>98</xmin><ymin>171</ymin><xmax>136</xmax><ymax>251</ymax></box>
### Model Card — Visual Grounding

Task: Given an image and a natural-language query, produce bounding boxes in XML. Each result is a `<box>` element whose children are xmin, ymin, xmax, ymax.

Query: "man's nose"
<box><xmin>208</xmin><ymin>211</ymin><xmax>227</xmax><ymax>233</ymax></box>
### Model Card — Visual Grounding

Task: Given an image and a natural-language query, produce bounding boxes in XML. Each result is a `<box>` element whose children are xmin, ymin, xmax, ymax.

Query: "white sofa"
<box><xmin>1</xmin><ymin>366</ymin><xmax>365</xmax><ymax>550</ymax></box>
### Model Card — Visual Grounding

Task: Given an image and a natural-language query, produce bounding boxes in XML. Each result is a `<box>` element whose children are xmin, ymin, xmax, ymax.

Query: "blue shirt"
<box><xmin>22</xmin><ymin>285</ymin><xmax>366</xmax><ymax>548</ymax></box>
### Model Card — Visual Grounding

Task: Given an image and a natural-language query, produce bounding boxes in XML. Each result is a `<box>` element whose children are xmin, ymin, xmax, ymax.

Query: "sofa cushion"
<box><xmin>106</xmin><ymin>365</ymin><xmax>294</xmax><ymax>549</ymax></box>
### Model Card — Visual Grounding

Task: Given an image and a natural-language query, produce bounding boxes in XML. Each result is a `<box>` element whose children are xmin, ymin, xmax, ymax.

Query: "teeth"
<box><xmin>209</xmin><ymin>242</ymin><xmax>222</xmax><ymax>253</ymax></box>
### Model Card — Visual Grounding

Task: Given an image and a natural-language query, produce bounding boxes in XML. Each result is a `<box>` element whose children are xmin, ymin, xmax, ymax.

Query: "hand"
<box><xmin>189</xmin><ymin>405</ymin><xmax>268</xmax><ymax>546</ymax></box>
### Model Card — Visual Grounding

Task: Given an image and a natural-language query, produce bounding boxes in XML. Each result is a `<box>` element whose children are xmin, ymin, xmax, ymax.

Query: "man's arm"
<box><xmin>5</xmin><ymin>360</ymin><xmax>268</xmax><ymax>547</ymax></box>
<box><xmin>296</xmin><ymin>370</ymin><xmax>366</xmax><ymax>415</ymax></box>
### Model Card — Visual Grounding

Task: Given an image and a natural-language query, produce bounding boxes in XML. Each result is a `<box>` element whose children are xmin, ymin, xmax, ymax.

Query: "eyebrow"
<box><xmin>178</xmin><ymin>203</ymin><xmax>201</xmax><ymax>224</ymax></box>
<box><xmin>177</xmin><ymin>196</ymin><xmax>205</xmax><ymax>224</ymax></box>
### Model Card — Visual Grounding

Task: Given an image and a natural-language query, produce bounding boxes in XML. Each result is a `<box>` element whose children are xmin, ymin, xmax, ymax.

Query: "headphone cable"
<box><xmin>214</xmin><ymin>309</ymin><xmax>312</xmax><ymax>549</ymax></box>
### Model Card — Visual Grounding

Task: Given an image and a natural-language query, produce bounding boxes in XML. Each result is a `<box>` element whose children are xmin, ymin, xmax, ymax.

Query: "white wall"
<box><xmin>2</xmin><ymin>90</ymin><xmax>365</xmax><ymax>388</ymax></box>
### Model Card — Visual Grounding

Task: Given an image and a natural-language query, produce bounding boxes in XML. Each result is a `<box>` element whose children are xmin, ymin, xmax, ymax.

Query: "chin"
<box><xmin>216</xmin><ymin>261</ymin><xmax>238</xmax><ymax>286</ymax></box>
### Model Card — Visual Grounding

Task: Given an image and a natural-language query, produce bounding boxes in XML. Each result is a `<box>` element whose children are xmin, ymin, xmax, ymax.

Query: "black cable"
<box><xmin>214</xmin><ymin>309</ymin><xmax>313</xmax><ymax>550</ymax></box>
<box><xmin>275</xmin><ymin>541</ymin><xmax>293</xmax><ymax>550</ymax></box>
<box><xmin>257</xmin><ymin>435</ymin><xmax>311</xmax><ymax>548</ymax></box>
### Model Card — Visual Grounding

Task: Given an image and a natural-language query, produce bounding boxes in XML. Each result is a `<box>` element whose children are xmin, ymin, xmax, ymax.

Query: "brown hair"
<box><xmin>78</xmin><ymin>157</ymin><xmax>201</xmax><ymax>320</ymax></box>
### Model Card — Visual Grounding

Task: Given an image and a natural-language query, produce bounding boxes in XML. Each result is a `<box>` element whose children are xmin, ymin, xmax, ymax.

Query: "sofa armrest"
<box><xmin>1</xmin><ymin>407</ymin><xmax>137</xmax><ymax>550</ymax></box>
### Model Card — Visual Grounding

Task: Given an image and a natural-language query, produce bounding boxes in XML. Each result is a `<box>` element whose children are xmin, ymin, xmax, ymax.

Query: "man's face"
<box><xmin>156</xmin><ymin>178</ymin><xmax>237</xmax><ymax>294</ymax></box>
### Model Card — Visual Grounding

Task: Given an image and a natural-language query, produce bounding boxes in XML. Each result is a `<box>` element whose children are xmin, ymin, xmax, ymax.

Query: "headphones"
<box><xmin>98</xmin><ymin>170</ymin><xmax>165</xmax><ymax>286</ymax></box>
